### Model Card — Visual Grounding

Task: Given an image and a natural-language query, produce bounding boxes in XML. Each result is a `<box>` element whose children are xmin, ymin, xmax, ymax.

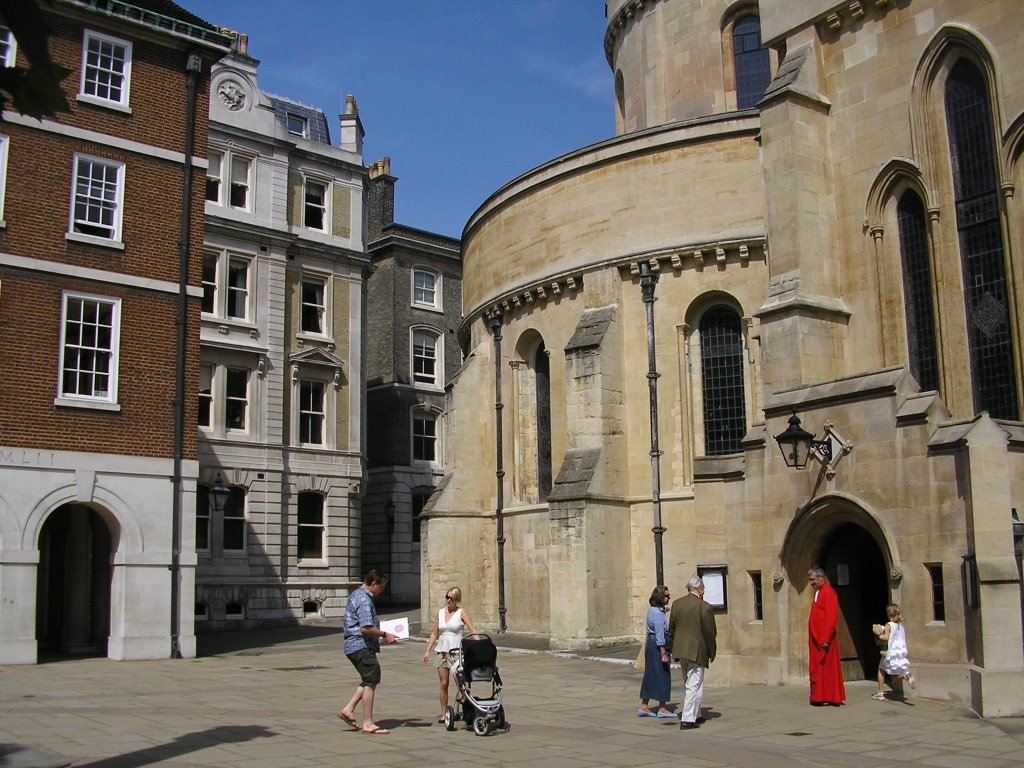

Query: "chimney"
<box><xmin>339</xmin><ymin>93</ymin><xmax>364</xmax><ymax>156</ymax></box>
<box><xmin>367</xmin><ymin>157</ymin><xmax>396</xmax><ymax>242</ymax></box>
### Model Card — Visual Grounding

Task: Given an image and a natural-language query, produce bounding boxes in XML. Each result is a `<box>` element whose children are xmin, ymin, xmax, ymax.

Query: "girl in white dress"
<box><xmin>873</xmin><ymin>603</ymin><xmax>915</xmax><ymax>700</ymax></box>
<box><xmin>422</xmin><ymin>586</ymin><xmax>478</xmax><ymax>722</ymax></box>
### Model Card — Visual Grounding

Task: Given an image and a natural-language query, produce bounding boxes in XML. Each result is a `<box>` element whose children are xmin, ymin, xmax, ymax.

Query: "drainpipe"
<box><xmin>639</xmin><ymin>261</ymin><xmax>665</xmax><ymax>586</ymax></box>
<box><xmin>171</xmin><ymin>51</ymin><xmax>202</xmax><ymax>659</ymax></box>
<box><xmin>487</xmin><ymin>310</ymin><xmax>508</xmax><ymax>633</ymax></box>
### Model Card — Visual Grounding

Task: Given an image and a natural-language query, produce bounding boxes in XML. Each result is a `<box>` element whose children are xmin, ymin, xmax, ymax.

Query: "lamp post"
<box><xmin>773</xmin><ymin>410</ymin><xmax>833</xmax><ymax>469</ymax></box>
<box><xmin>639</xmin><ymin>260</ymin><xmax>665</xmax><ymax>586</ymax></box>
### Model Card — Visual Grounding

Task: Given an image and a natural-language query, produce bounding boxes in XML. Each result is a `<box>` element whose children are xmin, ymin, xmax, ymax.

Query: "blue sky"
<box><xmin>183</xmin><ymin>1</ymin><xmax>614</xmax><ymax>238</ymax></box>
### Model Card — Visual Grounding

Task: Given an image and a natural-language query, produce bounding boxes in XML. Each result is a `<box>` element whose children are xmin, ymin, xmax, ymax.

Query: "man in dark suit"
<box><xmin>667</xmin><ymin>576</ymin><xmax>717</xmax><ymax>730</ymax></box>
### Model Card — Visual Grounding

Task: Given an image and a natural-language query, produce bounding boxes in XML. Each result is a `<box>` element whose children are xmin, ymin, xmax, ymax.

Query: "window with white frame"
<box><xmin>0</xmin><ymin>17</ymin><xmax>15</xmax><ymax>68</ymax></box>
<box><xmin>0</xmin><ymin>134</ymin><xmax>8</xmax><ymax>222</ymax></box>
<box><xmin>80</xmin><ymin>30</ymin><xmax>131</xmax><ymax>108</ymax></box>
<box><xmin>222</xmin><ymin>486</ymin><xmax>246</xmax><ymax>551</ymax></box>
<box><xmin>202</xmin><ymin>250</ymin><xmax>252</xmax><ymax>321</ymax></box>
<box><xmin>58</xmin><ymin>293</ymin><xmax>120</xmax><ymax>405</ymax></box>
<box><xmin>225</xmin><ymin>367</ymin><xmax>250</xmax><ymax>431</ymax></box>
<box><xmin>206</xmin><ymin>149</ymin><xmax>252</xmax><ymax>210</ymax></box>
<box><xmin>70</xmin><ymin>154</ymin><xmax>124</xmax><ymax>242</ymax></box>
<box><xmin>304</xmin><ymin>179</ymin><xmax>328</xmax><ymax>231</ymax></box>
<box><xmin>298</xmin><ymin>379</ymin><xmax>325</xmax><ymax>446</ymax></box>
<box><xmin>297</xmin><ymin>491</ymin><xmax>324</xmax><ymax>560</ymax></box>
<box><xmin>412</xmin><ymin>328</ymin><xmax>442</xmax><ymax>386</ymax></box>
<box><xmin>412</xmin><ymin>269</ymin><xmax>441</xmax><ymax>310</ymax></box>
<box><xmin>198</xmin><ymin>362</ymin><xmax>255</xmax><ymax>437</ymax></box>
<box><xmin>300</xmin><ymin>273</ymin><xmax>328</xmax><ymax>334</ymax></box>
<box><xmin>198</xmin><ymin>363</ymin><xmax>213</xmax><ymax>427</ymax></box>
<box><xmin>287</xmin><ymin>113</ymin><xmax>308</xmax><ymax>137</ymax></box>
<box><xmin>412</xmin><ymin>409</ymin><xmax>437</xmax><ymax>463</ymax></box>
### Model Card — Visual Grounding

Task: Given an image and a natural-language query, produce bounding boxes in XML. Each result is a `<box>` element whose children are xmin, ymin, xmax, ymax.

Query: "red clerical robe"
<box><xmin>808</xmin><ymin>581</ymin><xmax>846</xmax><ymax>704</ymax></box>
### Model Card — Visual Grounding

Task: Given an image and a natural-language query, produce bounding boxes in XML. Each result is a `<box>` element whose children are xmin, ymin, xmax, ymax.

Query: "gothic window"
<box><xmin>700</xmin><ymin>306</ymin><xmax>746</xmax><ymax>455</ymax></box>
<box><xmin>732</xmin><ymin>15</ymin><xmax>771</xmax><ymax>109</ymax></box>
<box><xmin>897</xmin><ymin>190</ymin><xmax>939</xmax><ymax>392</ymax></box>
<box><xmin>944</xmin><ymin>60</ymin><xmax>1018</xmax><ymax>419</ymax></box>
<box><xmin>535</xmin><ymin>342</ymin><xmax>552</xmax><ymax>500</ymax></box>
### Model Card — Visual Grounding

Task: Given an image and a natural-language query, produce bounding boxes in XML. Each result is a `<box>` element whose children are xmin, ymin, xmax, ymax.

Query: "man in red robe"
<box><xmin>807</xmin><ymin>567</ymin><xmax>846</xmax><ymax>706</ymax></box>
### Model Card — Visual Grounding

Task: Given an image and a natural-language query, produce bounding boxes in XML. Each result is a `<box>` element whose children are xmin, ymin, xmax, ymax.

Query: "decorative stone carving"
<box><xmin>889</xmin><ymin>566</ymin><xmax>903</xmax><ymax>584</ymax></box>
<box><xmin>217</xmin><ymin>80</ymin><xmax>246</xmax><ymax>111</ymax></box>
<box><xmin>772</xmin><ymin>571</ymin><xmax>785</xmax><ymax>587</ymax></box>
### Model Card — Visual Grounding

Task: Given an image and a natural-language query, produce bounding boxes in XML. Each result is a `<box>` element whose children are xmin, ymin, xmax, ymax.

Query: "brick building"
<box><xmin>0</xmin><ymin>0</ymin><xmax>229</xmax><ymax>662</ymax></box>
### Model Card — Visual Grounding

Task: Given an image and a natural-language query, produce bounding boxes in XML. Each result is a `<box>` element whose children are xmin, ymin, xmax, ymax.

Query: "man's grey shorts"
<box><xmin>347</xmin><ymin>647</ymin><xmax>381</xmax><ymax>687</ymax></box>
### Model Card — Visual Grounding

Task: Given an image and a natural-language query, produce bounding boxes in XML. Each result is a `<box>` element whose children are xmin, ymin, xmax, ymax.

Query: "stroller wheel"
<box><xmin>473</xmin><ymin>716</ymin><xmax>492</xmax><ymax>737</ymax></box>
<box><xmin>444</xmin><ymin>706</ymin><xmax>456</xmax><ymax>731</ymax></box>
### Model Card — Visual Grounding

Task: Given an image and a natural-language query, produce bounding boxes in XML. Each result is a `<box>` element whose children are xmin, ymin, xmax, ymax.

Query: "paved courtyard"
<box><xmin>1</xmin><ymin>623</ymin><xmax>1022</xmax><ymax>768</ymax></box>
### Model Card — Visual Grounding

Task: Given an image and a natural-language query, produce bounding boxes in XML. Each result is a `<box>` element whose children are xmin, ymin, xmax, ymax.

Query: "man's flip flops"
<box><xmin>362</xmin><ymin>726</ymin><xmax>390</xmax><ymax>735</ymax></box>
<box><xmin>337</xmin><ymin>712</ymin><xmax>359</xmax><ymax>729</ymax></box>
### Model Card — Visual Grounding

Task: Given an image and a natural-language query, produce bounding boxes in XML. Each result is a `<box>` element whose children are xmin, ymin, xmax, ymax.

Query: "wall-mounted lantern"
<box><xmin>773</xmin><ymin>410</ymin><xmax>851</xmax><ymax>478</ymax></box>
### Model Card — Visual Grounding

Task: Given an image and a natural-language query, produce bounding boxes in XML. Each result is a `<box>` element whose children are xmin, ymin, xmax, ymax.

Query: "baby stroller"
<box><xmin>443</xmin><ymin>634</ymin><xmax>508</xmax><ymax>736</ymax></box>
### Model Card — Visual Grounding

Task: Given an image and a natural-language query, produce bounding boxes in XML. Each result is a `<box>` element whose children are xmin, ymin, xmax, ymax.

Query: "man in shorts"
<box><xmin>338</xmin><ymin>570</ymin><xmax>396</xmax><ymax>734</ymax></box>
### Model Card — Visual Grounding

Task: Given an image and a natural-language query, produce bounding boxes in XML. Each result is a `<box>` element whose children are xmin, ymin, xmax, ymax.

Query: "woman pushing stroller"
<box><xmin>423</xmin><ymin>586</ymin><xmax>478</xmax><ymax>722</ymax></box>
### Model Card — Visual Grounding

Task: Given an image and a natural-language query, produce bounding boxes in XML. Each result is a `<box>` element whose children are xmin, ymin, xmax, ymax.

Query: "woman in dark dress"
<box><xmin>637</xmin><ymin>585</ymin><xmax>675</xmax><ymax>717</ymax></box>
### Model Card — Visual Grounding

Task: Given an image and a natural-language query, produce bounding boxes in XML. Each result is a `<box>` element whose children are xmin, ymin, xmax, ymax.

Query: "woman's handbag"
<box><xmin>633</xmin><ymin>641</ymin><xmax>645</xmax><ymax>672</ymax></box>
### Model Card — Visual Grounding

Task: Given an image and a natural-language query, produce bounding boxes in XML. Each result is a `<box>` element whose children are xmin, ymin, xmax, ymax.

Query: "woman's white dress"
<box><xmin>435</xmin><ymin>607</ymin><xmax>464</xmax><ymax>655</ymax></box>
<box><xmin>879</xmin><ymin>620</ymin><xmax>911</xmax><ymax>676</ymax></box>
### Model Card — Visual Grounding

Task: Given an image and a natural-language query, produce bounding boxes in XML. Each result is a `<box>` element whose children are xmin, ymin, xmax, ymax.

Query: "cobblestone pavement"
<box><xmin>1</xmin><ymin>623</ymin><xmax>1022</xmax><ymax>768</ymax></box>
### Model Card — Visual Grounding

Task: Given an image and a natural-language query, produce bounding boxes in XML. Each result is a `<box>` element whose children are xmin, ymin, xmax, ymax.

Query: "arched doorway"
<box><xmin>783</xmin><ymin>498</ymin><xmax>892</xmax><ymax>682</ymax></box>
<box><xmin>819</xmin><ymin>523</ymin><xmax>889</xmax><ymax>681</ymax></box>
<box><xmin>36</xmin><ymin>503</ymin><xmax>112</xmax><ymax>658</ymax></box>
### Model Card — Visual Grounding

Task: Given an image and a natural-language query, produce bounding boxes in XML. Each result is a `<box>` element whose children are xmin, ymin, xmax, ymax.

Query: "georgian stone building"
<box><xmin>423</xmin><ymin>0</ymin><xmax>1024</xmax><ymax>717</ymax></box>
<box><xmin>362</xmin><ymin>159</ymin><xmax>461</xmax><ymax>604</ymax></box>
<box><xmin>196</xmin><ymin>37</ymin><xmax>370</xmax><ymax>628</ymax></box>
<box><xmin>0</xmin><ymin>1</ymin><xmax>229</xmax><ymax>662</ymax></box>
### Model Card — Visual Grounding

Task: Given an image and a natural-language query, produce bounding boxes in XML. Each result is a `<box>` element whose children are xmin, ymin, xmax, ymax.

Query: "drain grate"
<box><xmin>785</xmin><ymin>732</ymin><xmax>812</xmax><ymax>736</ymax></box>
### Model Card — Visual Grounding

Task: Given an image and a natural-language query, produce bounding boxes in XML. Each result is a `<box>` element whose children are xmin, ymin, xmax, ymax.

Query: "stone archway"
<box><xmin>36</xmin><ymin>504</ymin><xmax>113</xmax><ymax>658</ymax></box>
<box><xmin>783</xmin><ymin>496</ymin><xmax>894</xmax><ymax>682</ymax></box>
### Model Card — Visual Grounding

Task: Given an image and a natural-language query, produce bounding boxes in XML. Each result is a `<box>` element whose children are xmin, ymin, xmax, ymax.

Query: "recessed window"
<box><xmin>750</xmin><ymin>571</ymin><xmax>763</xmax><ymax>621</ymax></box>
<box><xmin>303</xmin><ymin>600</ymin><xmax>320</xmax><ymax>616</ymax></box>
<box><xmin>195</xmin><ymin>483</ymin><xmax>211</xmax><ymax>551</ymax></box>
<box><xmin>300</xmin><ymin>274</ymin><xmax>327</xmax><ymax>334</ymax></box>
<box><xmin>297</xmin><ymin>491</ymin><xmax>325</xmax><ymax>560</ymax></box>
<box><xmin>195</xmin><ymin>602</ymin><xmax>210</xmax><ymax>620</ymax></box>
<box><xmin>287</xmin><ymin>113</ymin><xmax>308</xmax><ymax>136</ymax></box>
<box><xmin>412</xmin><ymin>410</ymin><xmax>437</xmax><ymax>462</ymax></box>
<box><xmin>225</xmin><ymin>368</ymin><xmax>250</xmax><ymax>431</ymax></box>
<box><xmin>224</xmin><ymin>601</ymin><xmax>245</xmax><ymax>618</ymax></box>
<box><xmin>700</xmin><ymin>306</ymin><xmax>747</xmax><ymax>455</ymax></box>
<box><xmin>58</xmin><ymin>293</ymin><xmax>120</xmax><ymax>405</ymax></box>
<box><xmin>412</xmin><ymin>269</ymin><xmax>440</xmax><ymax>310</ymax></box>
<box><xmin>0</xmin><ymin>17</ymin><xmax>16</xmax><ymax>68</ymax></box>
<box><xmin>412</xmin><ymin>328</ymin><xmax>441</xmax><ymax>386</ymax></box>
<box><xmin>70</xmin><ymin>155</ymin><xmax>124</xmax><ymax>242</ymax></box>
<box><xmin>202</xmin><ymin>251</ymin><xmax>252</xmax><ymax>321</ymax></box>
<box><xmin>80</xmin><ymin>30</ymin><xmax>131</xmax><ymax>108</ymax></box>
<box><xmin>927</xmin><ymin>563</ymin><xmax>945</xmax><ymax>622</ymax></box>
<box><xmin>412</xmin><ymin>489</ymin><xmax>431</xmax><ymax>544</ymax></box>
<box><xmin>299</xmin><ymin>380</ymin><xmax>325</xmax><ymax>445</ymax></box>
<box><xmin>897</xmin><ymin>190</ymin><xmax>939</xmax><ymax>392</ymax></box>
<box><xmin>222</xmin><ymin>486</ymin><xmax>246</xmax><ymax>552</ymax></box>
<box><xmin>304</xmin><ymin>179</ymin><xmax>328</xmax><ymax>230</ymax></box>
<box><xmin>732</xmin><ymin>15</ymin><xmax>770</xmax><ymax>109</ymax></box>
<box><xmin>207</xmin><ymin>150</ymin><xmax>252</xmax><ymax>210</ymax></box>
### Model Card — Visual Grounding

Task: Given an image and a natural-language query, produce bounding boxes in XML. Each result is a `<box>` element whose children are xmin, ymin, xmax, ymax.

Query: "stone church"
<box><xmin>422</xmin><ymin>0</ymin><xmax>1024</xmax><ymax>717</ymax></box>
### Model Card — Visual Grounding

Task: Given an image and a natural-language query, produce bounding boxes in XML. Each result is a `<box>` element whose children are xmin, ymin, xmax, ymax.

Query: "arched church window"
<box><xmin>732</xmin><ymin>15</ymin><xmax>771</xmax><ymax>109</ymax></box>
<box><xmin>700</xmin><ymin>306</ymin><xmax>746</xmax><ymax>455</ymax></box>
<box><xmin>535</xmin><ymin>341</ymin><xmax>552</xmax><ymax>499</ymax></box>
<box><xmin>944</xmin><ymin>60</ymin><xmax>1018</xmax><ymax>419</ymax></box>
<box><xmin>896</xmin><ymin>190</ymin><xmax>939</xmax><ymax>393</ymax></box>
